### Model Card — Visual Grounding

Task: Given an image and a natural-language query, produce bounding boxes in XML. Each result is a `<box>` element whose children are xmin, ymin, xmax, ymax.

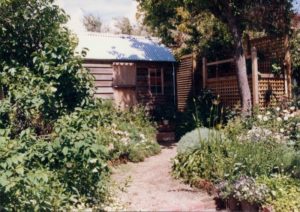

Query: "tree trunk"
<box><xmin>227</xmin><ymin>14</ymin><xmax>252</xmax><ymax>116</ymax></box>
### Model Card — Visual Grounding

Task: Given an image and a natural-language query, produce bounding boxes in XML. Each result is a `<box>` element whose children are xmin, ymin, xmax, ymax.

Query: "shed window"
<box><xmin>149</xmin><ymin>68</ymin><xmax>164</xmax><ymax>95</ymax></box>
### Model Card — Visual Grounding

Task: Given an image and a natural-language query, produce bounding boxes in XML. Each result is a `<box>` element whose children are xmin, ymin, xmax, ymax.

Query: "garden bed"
<box><xmin>172</xmin><ymin>105</ymin><xmax>300</xmax><ymax>211</ymax></box>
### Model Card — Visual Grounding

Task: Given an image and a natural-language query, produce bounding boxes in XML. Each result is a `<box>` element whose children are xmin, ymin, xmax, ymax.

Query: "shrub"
<box><xmin>0</xmin><ymin>0</ymin><xmax>161</xmax><ymax>209</ymax></box>
<box><xmin>173</xmin><ymin>138</ymin><xmax>299</xmax><ymax>184</ymax></box>
<box><xmin>0</xmin><ymin>100</ymin><xmax>160</xmax><ymax>210</ymax></box>
<box><xmin>175</xmin><ymin>89</ymin><xmax>230</xmax><ymax>138</ymax></box>
<box><xmin>0</xmin><ymin>129</ymin><xmax>73</xmax><ymax>210</ymax></box>
<box><xmin>177</xmin><ymin>127</ymin><xmax>223</xmax><ymax>154</ymax></box>
<box><xmin>127</xmin><ymin>141</ymin><xmax>161</xmax><ymax>162</ymax></box>
<box><xmin>223</xmin><ymin>107</ymin><xmax>300</xmax><ymax>147</ymax></box>
<box><xmin>257</xmin><ymin>176</ymin><xmax>300</xmax><ymax>211</ymax></box>
<box><xmin>217</xmin><ymin>176</ymin><xmax>269</xmax><ymax>204</ymax></box>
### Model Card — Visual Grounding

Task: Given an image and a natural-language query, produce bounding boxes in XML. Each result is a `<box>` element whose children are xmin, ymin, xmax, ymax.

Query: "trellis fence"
<box><xmin>202</xmin><ymin>46</ymin><xmax>290</xmax><ymax>108</ymax></box>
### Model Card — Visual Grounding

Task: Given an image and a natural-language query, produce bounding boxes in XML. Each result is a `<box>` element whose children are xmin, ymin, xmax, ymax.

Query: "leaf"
<box><xmin>15</xmin><ymin>166</ymin><xmax>24</xmax><ymax>176</ymax></box>
<box><xmin>0</xmin><ymin>176</ymin><xmax>9</xmax><ymax>187</ymax></box>
<box><xmin>62</xmin><ymin>147</ymin><xmax>68</xmax><ymax>156</ymax></box>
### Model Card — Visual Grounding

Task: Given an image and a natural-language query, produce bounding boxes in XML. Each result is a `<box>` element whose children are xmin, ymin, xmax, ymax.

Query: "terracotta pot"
<box><xmin>226</xmin><ymin>197</ymin><xmax>241</xmax><ymax>211</ymax></box>
<box><xmin>261</xmin><ymin>205</ymin><xmax>274</xmax><ymax>212</ymax></box>
<box><xmin>241</xmin><ymin>200</ymin><xmax>259</xmax><ymax>212</ymax></box>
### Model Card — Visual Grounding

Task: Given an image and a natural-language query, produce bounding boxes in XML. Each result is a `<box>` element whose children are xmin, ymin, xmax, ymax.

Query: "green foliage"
<box><xmin>0</xmin><ymin>0</ymin><xmax>160</xmax><ymax>210</ymax></box>
<box><xmin>0</xmin><ymin>99</ymin><xmax>160</xmax><ymax>210</ymax></box>
<box><xmin>291</xmin><ymin>29</ymin><xmax>300</xmax><ymax>103</ymax></box>
<box><xmin>176</xmin><ymin>89</ymin><xmax>229</xmax><ymax>138</ymax></box>
<box><xmin>0</xmin><ymin>129</ymin><xmax>73</xmax><ymax>210</ymax></box>
<box><xmin>173</xmin><ymin>138</ymin><xmax>298</xmax><ymax>184</ymax></box>
<box><xmin>224</xmin><ymin>107</ymin><xmax>300</xmax><ymax>148</ymax></box>
<box><xmin>257</xmin><ymin>176</ymin><xmax>300</xmax><ymax>211</ymax></box>
<box><xmin>137</xmin><ymin>0</ymin><xmax>293</xmax><ymax>57</ymax></box>
<box><xmin>0</xmin><ymin>0</ymin><xmax>94</xmax><ymax>136</ymax></box>
<box><xmin>177</xmin><ymin>127</ymin><xmax>222</xmax><ymax>154</ymax></box>
<box><xmin>173</xmin><ymin>106</ymin><xmax>300</xmax><ymax>208</ymax></box>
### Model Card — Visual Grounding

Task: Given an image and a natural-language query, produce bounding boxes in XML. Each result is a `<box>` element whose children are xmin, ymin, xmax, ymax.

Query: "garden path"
<box><xmin>111</xmin><ymin>142</ymin><xmax>218</xmax><ymax>211</ymax></box>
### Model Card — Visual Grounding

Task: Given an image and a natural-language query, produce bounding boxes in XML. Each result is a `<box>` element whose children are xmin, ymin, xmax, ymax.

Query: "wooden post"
<box><xmin>202</xmin><ymin>57</ymin><xmax>207</xmax><ymax>89</ymax></box>
<box><xmin>284</xmin><ymin>35</ymin><xmax>292</xmax><ymax>98</ymax></box>
<box><xmin>251</xmin><ymin>47</ymin><xmax>259</xmax><ymax>106</ymax></box>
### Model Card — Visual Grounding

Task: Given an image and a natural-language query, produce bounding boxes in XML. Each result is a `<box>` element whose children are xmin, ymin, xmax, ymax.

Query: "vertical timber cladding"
<box><xmin>177</xmin><ymin>54</ymin><xmax>195</xmax><ymax>111</ymax></box>
<box><xmin>83</xmin><ymin>61</ymin><xmax>114</xmax><ymax>99</ymax></box>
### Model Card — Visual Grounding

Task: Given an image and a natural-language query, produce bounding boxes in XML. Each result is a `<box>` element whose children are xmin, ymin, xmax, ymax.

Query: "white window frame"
<box><xmin>148</xmin><ymin>68</ymin><xmax>164</xmax><ymax>95</ymax></box>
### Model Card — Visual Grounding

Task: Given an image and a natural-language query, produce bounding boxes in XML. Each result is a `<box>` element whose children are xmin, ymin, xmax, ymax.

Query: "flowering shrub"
<box><xmin>226</xmin><ymin>106</ymin><xmax>300</xmax><ymax>147</ymax></box>
<box><xmin>217</xmin><ymin>176</ymin><xmax>269</xmax><ymax>204</ymax></box>
<box><xmin>173</xmin><ymin>105</ymin><xmax>300</xmax><ymax>209</ymax></box>
<box><xmin>177</xmin><ymin>127</ymin><xmax>223</xmax><ymax>154</ymax></box>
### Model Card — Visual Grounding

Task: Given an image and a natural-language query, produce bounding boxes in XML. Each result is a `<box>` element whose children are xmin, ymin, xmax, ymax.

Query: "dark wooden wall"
<box><xmin>136</xmin><ymin>62</ymin><xmax>176</xmax><ymax>108</ymax></box>
<box><xmin>83</xmin><ymin>60</ymin><xmax>176</xmax><ymax>109</ymax></box>
<box><xmin>83</xmin><ymin>60</ymin><xmax>114</xmax><ymax>99</ymax></box>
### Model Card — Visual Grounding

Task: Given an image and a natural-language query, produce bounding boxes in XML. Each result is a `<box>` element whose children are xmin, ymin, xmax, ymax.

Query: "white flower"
<box><xmin>290</xmin><ymin>106</ymin><xmax>295</xmax><ymax>111</ymax></box>
<box><xmin>283</xmin><ymin>110</ymin><xmax>288</xmax><ymax>113</ymax></box>
<box><xmin>284</xmin><ymin>116</ymin><xmax>288</xmax><ymax>121</ymax></box>
<box><xmin>290</xmin><ymin>113</ymin><xmax>295</xmax><ymax>118</ymax></box>
<box><xmin>89</xmin><ymin>158</ymin><xmax>97</xmax><ymax>164</ymax></box>
<box><xmin>92</xmin><ymin>168</ymin><xmax>98</xmax><ymax>173</ymax></box>
<box><xmin>266</xmin><ymin>111</ymin><xmax>271</xmax><ymax>115</ymax></box>
<box><xmin>140</xmin><ymin>133</ymin><xmax>146</xmax><ymax>140</ymax></box>
<box><xmin>257</xmin><ymin>115</ymin><xmax>263</xmax><ymax>120</ymax></box>
<box><xmin>108</xmin><ymin>143</ymin><xmax>114</xmax><ymax>151</ymax></box>
<box><xmin>280</xmin><ymin>128</ymin><xmax>285</xmax><ymax>133</ymax></box>
<box><xmin>276</xmin><ymin>107</ymin><xmax>280</xmax><ymax>111</ymax></box>
<box><xmin>276</xmin><ymin>117</ymin><xmax>282</xmax><ymax>122</ymax></box>
<box><xmin>263</xmin><ymin>116</ymin><xmax>268</xmax><ymax>121</ymax></box>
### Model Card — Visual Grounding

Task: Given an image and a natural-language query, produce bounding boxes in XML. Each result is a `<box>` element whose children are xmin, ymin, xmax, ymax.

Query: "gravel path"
<box><xmin>112</xmin><ymin>143</ymin><xmax>217</xmax><ymax>211</ymax></box>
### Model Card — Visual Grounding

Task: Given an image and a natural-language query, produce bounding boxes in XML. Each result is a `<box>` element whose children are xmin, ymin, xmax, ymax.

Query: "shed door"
<box><xmin>113</xmin><ymin>62</ymin><xmax>136</xmax><ymax>87</ymax></box>
<box><xmin>113</xmin><ymin>63</ymin><xmax>137</xmax><ymax>109</ymax></box>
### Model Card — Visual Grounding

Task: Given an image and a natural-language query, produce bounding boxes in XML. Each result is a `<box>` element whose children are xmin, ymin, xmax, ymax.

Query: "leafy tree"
<box><xmin>83</xmin><ymin>13</ymin><xmax>103</xmax><ymax>32</ymax></box>
<box><xmin>0</xmin><ymin>0</ymin><xmax>94</xmax><ymax>135</ymax></box>
<box><xmin>137</xmin><ymin>0</ymin><xmax>293</xmax><ymax>115</ymax></box>
<box><xmin>114</xmin><ymin>17</ymin><xmax>134</xmax><ymax>34</ymax></box>
<box><xmin>291</xmin><ymin>28</ymin><xmax>300</xmax><ymax>99</ymax></box>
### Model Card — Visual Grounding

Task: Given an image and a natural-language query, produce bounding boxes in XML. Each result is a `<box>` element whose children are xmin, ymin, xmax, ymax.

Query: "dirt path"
<box><xmin>112</xmin><ymin>143</ymin><xmax>217</xmax><ymax>211</ymax></box>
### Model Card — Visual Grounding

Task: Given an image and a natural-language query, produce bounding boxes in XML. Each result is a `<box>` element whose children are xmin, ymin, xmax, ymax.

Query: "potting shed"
<box><xmin>77</xmin><ymin>33</ymin><xmax>177</xmax><ymax>111</ymax></box>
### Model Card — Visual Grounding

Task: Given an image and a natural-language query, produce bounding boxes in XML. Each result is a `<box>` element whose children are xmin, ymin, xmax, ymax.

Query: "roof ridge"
<box><xmin>77</xmin><ymin>32</ymin><xmax>160</xmax><ymax>42</ymax></box>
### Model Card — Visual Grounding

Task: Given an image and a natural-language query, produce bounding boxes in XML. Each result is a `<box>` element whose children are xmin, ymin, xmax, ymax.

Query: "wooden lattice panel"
<box><xmin>207</xmin><ymin>75</ymin><xmax>254</xmax><ymax>108</ymax></box>
<box><xmin>258</xmin><ymin>77</ymin><xmax>285</xmax><ymax>107</ymax></box>
<box><xmin>250</xmin><ymin>37</ymin><xmax>285</xmax><ymax>73</ymax></box>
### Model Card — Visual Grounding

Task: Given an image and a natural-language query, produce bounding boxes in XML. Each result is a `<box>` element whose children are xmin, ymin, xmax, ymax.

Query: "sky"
<box><xmin>57</xmin><ymin>0</ymin><xmax>300</xmax><ymax>33</ymax></box>
<box><xmin>56</xmin><ymin>0</ymin><xmax>138</xmax><ymax>33</ymax></box>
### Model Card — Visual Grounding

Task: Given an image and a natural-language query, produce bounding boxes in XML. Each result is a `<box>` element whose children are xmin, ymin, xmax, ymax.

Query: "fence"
<box><xmin>176</xmin><ymin>54</ymin><xmax>198</xmax><ymax>111</ymax></box>
<box><xmin>202</xmin><ymin>46</ymin><xmax>290</xmax><ymax>108</ymax></box>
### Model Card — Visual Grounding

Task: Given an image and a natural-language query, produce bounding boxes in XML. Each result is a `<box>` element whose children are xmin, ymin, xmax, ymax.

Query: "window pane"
<box><xmin>149</xmin><ymin>69</ymin><xmax>163</xmax><ymax>95</ymax></box>
<box><xmin>156</xmin><ymin>86</ymin><xmax>162</xmax><ymax>94</ymax></box>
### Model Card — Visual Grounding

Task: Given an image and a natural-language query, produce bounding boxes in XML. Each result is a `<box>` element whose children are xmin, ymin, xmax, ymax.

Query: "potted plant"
<box><xmin>232</xmin><ymin>176</ymin><xmax>269</xmax><ymax>211</ymax></box>
<box><xmin>216</xmin><ymin>180</ymin><xmax>241</xmax><ymax>211</ymax></box>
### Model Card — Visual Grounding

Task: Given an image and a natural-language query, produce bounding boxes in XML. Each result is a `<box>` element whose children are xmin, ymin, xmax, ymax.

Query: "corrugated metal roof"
<box><xmin>76</xmin><ymin>33</ymin><xmax>176</xmax><ymax>62</ymax></box>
